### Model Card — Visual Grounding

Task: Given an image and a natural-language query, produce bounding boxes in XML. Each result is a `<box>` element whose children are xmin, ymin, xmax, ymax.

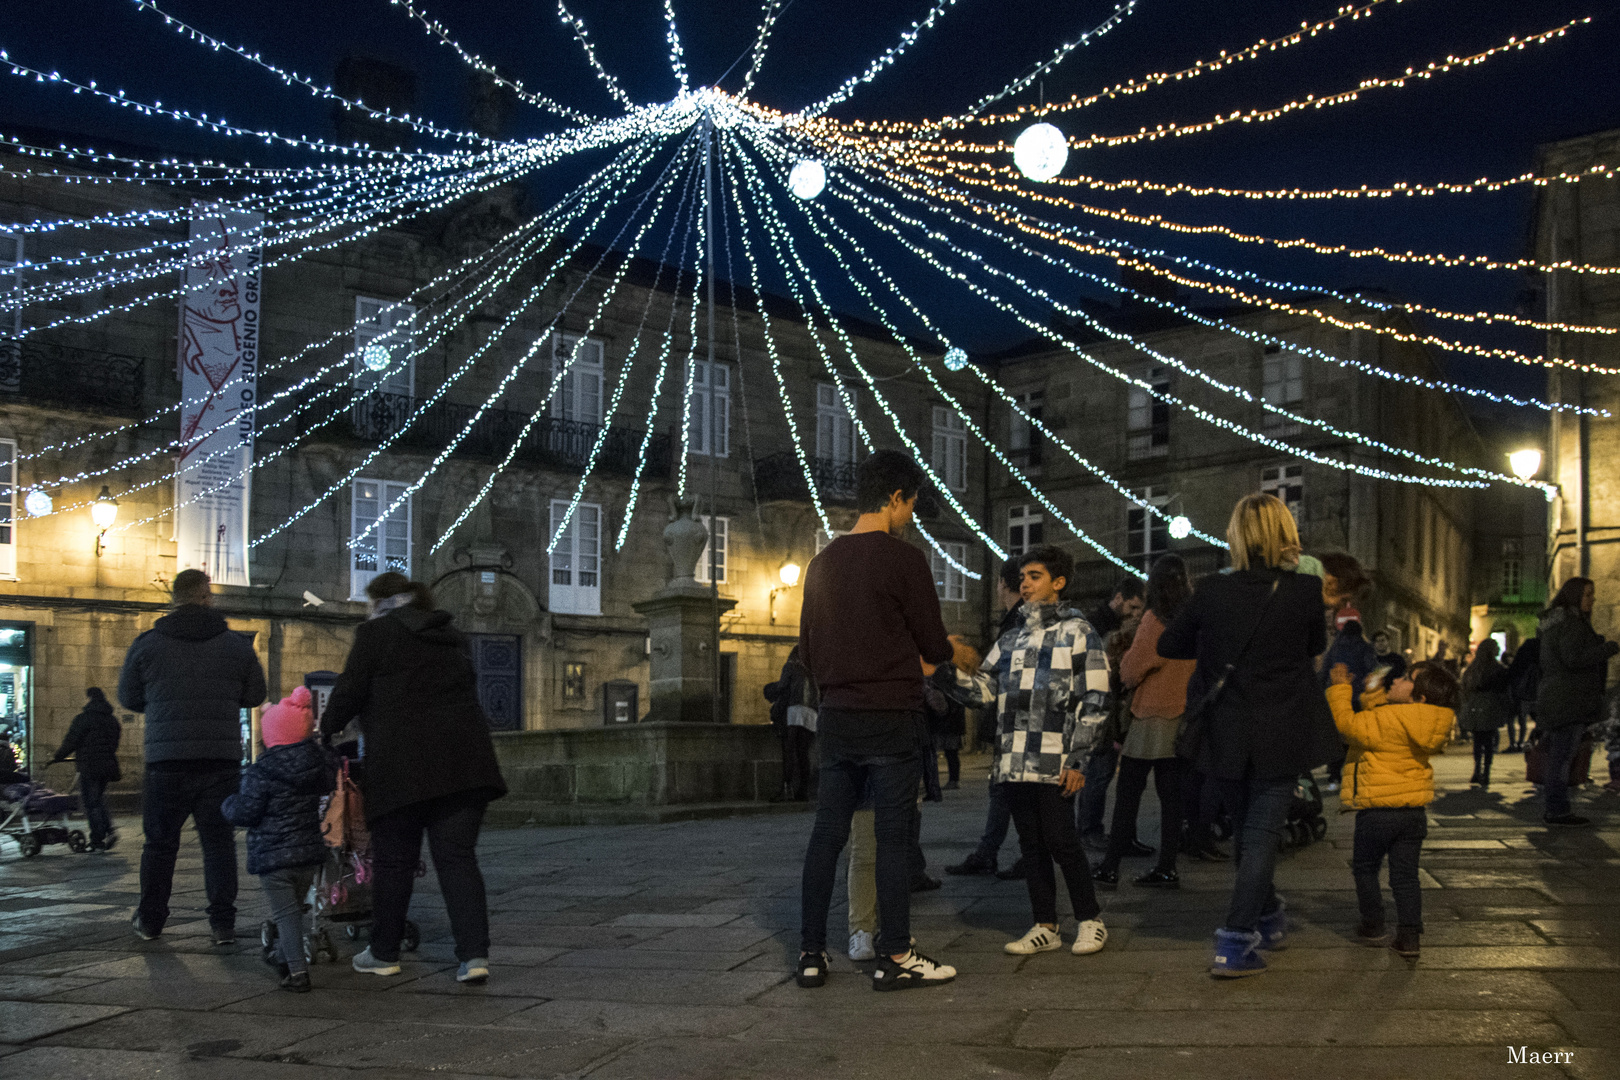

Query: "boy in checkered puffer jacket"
<box><xmin>933</xmin><ymin>545</ymin><xmax>1112</xmax><ymax>959</ymax></box>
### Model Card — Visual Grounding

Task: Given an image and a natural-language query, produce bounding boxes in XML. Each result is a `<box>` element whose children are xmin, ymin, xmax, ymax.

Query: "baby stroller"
<box><xmin>1281</xmin><ymin>773</ymin><xmax>1329</xmax><ymax>850</ymax></box>
<box><xmin>259</xmin><ymin>756</ymin><xmax>419</xmax><ymax>964</ymax></box>
<box><xmin>2</xmin><ymin>762</ymin><xmax>90</xmax><ymax>857</ymax></box>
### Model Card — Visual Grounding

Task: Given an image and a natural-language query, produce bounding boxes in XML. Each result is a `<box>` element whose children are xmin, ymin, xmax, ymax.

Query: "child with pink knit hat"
<box><xmin>222</xmin><ymin>685</ymin><xmax>335</xmax><ymax>992</ymax></box>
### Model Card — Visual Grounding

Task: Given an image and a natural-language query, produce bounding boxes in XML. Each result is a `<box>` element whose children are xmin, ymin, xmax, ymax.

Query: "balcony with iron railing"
<box><xmin>295</xmin><ymin>385</ymin><xmax>672</xmax><ymax>478</ymax></box>
<box><xmin>0</xmin><ymin>338</ymin><xmax>146</xmax><ymax>416</ymax></box>
<box><xmin>751</xmin><ymin>450</ymin><xmax>941</xmax><ymax>517</ymax></box>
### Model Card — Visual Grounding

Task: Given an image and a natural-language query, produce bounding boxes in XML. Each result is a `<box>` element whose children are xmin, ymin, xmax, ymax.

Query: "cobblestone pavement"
<box><xmin>0</xmin><ymin>747</ymin><xmax>1616</xmax><ymax>1080</ymax></box>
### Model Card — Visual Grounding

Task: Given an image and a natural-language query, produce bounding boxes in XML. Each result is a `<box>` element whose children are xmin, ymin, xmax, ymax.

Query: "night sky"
<box><xmin>3</xmin><ymin>0</ymin><xmax>1618</xmax><ymax>434</ymax></box>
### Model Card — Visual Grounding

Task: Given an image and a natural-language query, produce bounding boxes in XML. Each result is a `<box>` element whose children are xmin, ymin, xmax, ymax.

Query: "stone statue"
<box><xmin>663</xmin><ymin>499</ymin><xmax>709</xmax><ymax>586</ymax></box>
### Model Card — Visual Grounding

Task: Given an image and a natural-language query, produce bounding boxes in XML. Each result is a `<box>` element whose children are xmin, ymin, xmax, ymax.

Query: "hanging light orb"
<box><xmin>1168</xmin><ymin>515</ymin><xmax>1192</xmax><ymax>541</ymax></box>
<box><xmin>1012</xmin><ymin>122</ymin><xmax>1069</xmax><ymax>182</ymax></box>
<box><xmin>361</xmin><ymin>342</ymin><xmax>392</xmax><ymax>372</ymax></box>
<box><xmin>23</xmin><ymin>490</ymin><xmax>52</xmax><ymax>517</ymax></box>
<box><xmin>788</xmin><ymin>159</ymin><xmax>826</xmax><ymax>200</ymax></box>
<box><xmin>943</xmin><ymin>346</ymin><xmax>969</xmax><ymax>371</ymax></box>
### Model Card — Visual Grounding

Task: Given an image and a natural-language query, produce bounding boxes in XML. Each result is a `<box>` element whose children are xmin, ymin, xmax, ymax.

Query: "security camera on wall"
<box><xmin>302</xmin><ymin>591</ymin><xmax>325</xmax><ymax>608</ymax></box>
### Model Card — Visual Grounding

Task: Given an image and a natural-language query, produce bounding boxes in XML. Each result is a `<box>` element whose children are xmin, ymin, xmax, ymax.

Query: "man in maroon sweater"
<box><xmin>795</xmin><ymin>450</ymin><xmax>973</xmax><ymax>992</ymax></box>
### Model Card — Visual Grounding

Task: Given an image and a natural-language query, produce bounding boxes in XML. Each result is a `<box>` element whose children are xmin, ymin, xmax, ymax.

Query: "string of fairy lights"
<box><xmin>0</xmin><ymin>0</ymin><xmax>1601</xmax><ymax>590</ymax></box>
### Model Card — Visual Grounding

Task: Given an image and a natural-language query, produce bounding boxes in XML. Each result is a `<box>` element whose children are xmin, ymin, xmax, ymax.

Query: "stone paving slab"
<box><xmin>1</xmin><ymin>748</ymin><xmax>1615</xmax><ymax>1077</ymax></box>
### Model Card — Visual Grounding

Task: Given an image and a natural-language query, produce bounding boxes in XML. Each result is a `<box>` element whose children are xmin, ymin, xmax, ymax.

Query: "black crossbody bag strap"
<box><xmin>1174</xmin><ymin>574</ymin><xmax>1283</xmax><ymax>761</ymax></box>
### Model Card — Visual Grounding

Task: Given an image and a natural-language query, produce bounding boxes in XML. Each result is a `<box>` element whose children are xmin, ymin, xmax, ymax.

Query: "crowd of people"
<box><xmin>785</xmin><ymin>453</ymin><xmax>1618</xmax><ymax>988</ymax></box>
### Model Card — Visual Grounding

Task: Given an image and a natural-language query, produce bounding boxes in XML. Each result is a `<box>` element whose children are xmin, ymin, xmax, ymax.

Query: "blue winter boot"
<box><xmin>1257</xmin><ymin>897</ymin><xmax>1288</xmax><ymax>951</ymax></box>
<box><xmin>1210</xmin><ymin>928</ymin><xmax>1266</xmax><ymax>978</ymax></box>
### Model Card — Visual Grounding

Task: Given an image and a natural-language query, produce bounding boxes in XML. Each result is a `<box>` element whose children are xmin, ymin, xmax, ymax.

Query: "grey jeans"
<box><xmin>261</xmin><ymin>865</ymin><xmax>318</xmax><ymax>975</ymax></box>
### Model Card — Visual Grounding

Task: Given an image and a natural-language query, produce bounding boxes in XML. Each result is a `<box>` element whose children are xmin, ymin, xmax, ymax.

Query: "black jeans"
<box><xmin>138</xmin><ymin>766</ymin><xmax>240</xmax><ymax>933</ymax></box>
<box><xmin>1213</xmin><ymin>775</ymin><xmax>1293</xmax><ymax>932</ymax></box>
<box><xmin>781</xmin><ymin>727</ymin><xmax>814</xmax><ymax>800</ymax></box>
<box><xmin>79</xmin><ymin>776</ymin><xmax>112</xmax><ymax>846</ymax></box>
<box><xmin>1076</xmin><ymin>745</ymin><xmax>1117</xmax><ymax>835</ymax></box>
<box><xmin>800</xmin><ymin>751</ymin><xmax>918</xmax><ymax>956</ymax></box>
<box><xmin>1541</xmin><ymin>725</ymin><xmax>1586</xmax><ymax>818</ymax></box>
<box><xmin>1006</xmin><ymin>781</ymin><xmax>1101</xmax><ymax>925</ymax></box>
<box><xmin>369</xmin><ymin>792</ymin><xmax>490</xmax><ymax>963</ymax></box>
<box><xmin>1471</xmin><ymin>731</ymin><xmax>1497</xmax><ymax>779</ymax></box>
<box><xmin>935</xmin><ymin>739</ymin><xmax>960</xmax><ymax>784</ymax></box>
<box><xmin>1351</xmin><ymin>807</ymin><xmax>1427</xmax><ymax>932</ymax></box>
<box><xmin>1100</xmin><ymin>756</ymin><xmax>1182</xmax><ymax>873</ymax></box>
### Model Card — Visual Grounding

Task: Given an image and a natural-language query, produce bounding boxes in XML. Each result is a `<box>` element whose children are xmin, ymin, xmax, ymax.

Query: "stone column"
<box><xmin>632</xmin><ymin>500</ymin><xmax>736</xmax><ymax>723</ymax></box>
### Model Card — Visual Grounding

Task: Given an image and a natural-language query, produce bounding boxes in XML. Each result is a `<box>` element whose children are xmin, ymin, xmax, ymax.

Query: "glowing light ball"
<box><xmin>362</xmin><ymin>342</ymin><xmax>392</xmax><ymax>372</ymax></box>
<box><xmin>788</xmin><ymin>159</ymin><xmax>826</xmax><ymax>200</ymax></box>
<box><xmin>23</xmin><ymin>490</ymin><xmax>51</xmax><ymax>517</ymax></box>
<box><xmin>1168</xmin><ymin>515</ymin><xmax>1192</xmax><ymax>540</ymax></box>
<box><xmin>1013</xmin><ymin>122</ymin><xmax>1069</xmax><ymax>182</ymax></box>
<box><xmin>943</xmin><ymin>346</ymin><xmax>968</xmax><ymax>371</ymax></box>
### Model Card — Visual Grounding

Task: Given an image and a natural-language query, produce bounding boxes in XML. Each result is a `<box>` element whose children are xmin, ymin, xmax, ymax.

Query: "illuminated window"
<box><xmin>563</xmin><ymin>662</ymin><xmax>586</xmax><ymax>701</ymax></box>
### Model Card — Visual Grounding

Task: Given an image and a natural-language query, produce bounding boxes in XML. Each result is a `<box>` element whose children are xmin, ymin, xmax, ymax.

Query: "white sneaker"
<box><xmin>873</xmin><ymin>949</ymin><xmax>956</xmax><ymax>991</ymax></box>
<box><xmin>351</xmin><ymin>946</ymin><xmax>401</xmax><ymax>976</ymax></box>
<box><xmin>1004</xmin><ymin>924</ymin><xmax>1063</xmax><ymax>955</ymax></box>
<box><xmin>848</xmin><ymin>930</ymin><xmax>876</xmax><ymax>961</ymax></box>
<box><xmin>1072</xmin><ymin>919</ymin><xmax>1108</xmax><ymax>955</ymax></box>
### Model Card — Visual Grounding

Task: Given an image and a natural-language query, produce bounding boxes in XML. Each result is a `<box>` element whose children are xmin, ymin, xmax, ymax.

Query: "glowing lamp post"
<box><xmin>1509</xmin><ymin>449</ymin><xmax>1542</xmax><ymax>481</ymax></box>
<box><xmin>770</xmin><ymin>560</ymin><xmax>802</xmax><ymax>625</ymax></box>
<box><xmin>91</xmin><ymin>485</ymin><xmax>118</xmax><ymax>557</ymax></box>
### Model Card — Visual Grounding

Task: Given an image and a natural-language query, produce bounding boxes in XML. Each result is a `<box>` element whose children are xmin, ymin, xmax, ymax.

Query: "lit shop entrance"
<box><xmin>0</xmin><ymin>622</ymin><xmax>34</xmax><ymax>774</ymax></box>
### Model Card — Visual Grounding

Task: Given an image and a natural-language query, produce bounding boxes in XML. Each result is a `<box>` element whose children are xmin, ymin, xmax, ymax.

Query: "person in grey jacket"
<box><xmin>1535</xmin><ymin>576</ymin><xmax>1616</xmax><ymax>826</ymax></box>
<box><xmin>118</xmin><ymin>569</ymin><xmax>266</xmax><ymax>943</ymax></box>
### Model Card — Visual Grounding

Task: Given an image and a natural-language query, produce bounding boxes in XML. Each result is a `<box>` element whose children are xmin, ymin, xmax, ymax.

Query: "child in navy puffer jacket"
<box><xmin>223</xmin><ymin>686</ymin><xmax>335</xmax><ymax>992</ymax></box>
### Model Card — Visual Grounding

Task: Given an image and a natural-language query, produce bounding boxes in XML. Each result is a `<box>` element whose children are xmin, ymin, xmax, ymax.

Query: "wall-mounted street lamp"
<box><xmin>90</xmin><ymin>485</ymin><xmax>118</xmax><ymax>557</ymax></box>
<box><xmin>1509</xmin><ymin>449</ymin><xmax>1543</xmax><ymax>482</ymax></box>
<box><xmin>769</xmin><ymin>560</ymin><xmax>802</xmax><ymax>625</ymax></box>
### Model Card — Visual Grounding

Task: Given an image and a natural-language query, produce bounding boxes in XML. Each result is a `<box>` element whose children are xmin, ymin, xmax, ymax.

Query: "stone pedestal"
<box><xmin>633</xmin><ymin>587</ymin><xmax>736</xmax><ymax>723</ymax></box>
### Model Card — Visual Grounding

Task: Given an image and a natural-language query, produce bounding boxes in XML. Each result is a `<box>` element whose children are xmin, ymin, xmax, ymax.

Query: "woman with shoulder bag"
<box><xmin>1459</xmin><ymin>640</ymin><xmax>1513</xmax><ymax>787</ymax></box>
<box><xmin>1158</xmin><ymin>494</ymin><xmax>1340</xmax><ymax>978</ymax></box>
<box><xmin>319</xmin><ymin>573</ymin><xmax>508</xmax><ymax>985</ymax></box>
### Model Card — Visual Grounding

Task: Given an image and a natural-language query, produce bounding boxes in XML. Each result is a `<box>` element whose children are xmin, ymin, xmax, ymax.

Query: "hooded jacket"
<box><xmin>117</xmin><ymin>604</ymin><xmax>267</xmax><ymax>765</ymax></box>
<box><xmin>1327</xmin><ymin>684</ymin><xmax>1453</xmax><ymax>809</ymax></box>
<box><xmin>935</xmin><ymin>601</ymin><xmax>1108</xmax><ymax>784</ymax></box>
<box><xmin>320</xmin><ymin>606</ymin><xmax>507</xmax><ymax>822</ymax></box>
<box><xmin>1536</xmin><ymin>606</ymin><xmax>1619</xmax><ymax>732</ymax></box>
<box><xmin>52</xmin><ymin>693</ymin><xmax>123</xmax><ymax>782</ymax></box>
<box><xmin>221</xmin><ymin>739</ymin><xmax>336</xmax><ymax>874</ymax></box>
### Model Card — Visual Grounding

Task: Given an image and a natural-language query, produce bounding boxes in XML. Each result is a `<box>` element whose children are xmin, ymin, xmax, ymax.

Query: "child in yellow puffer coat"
<box><xmin>1327</xmin><ymin>661</ymin><xmax>1459</xmax><ymax>960</ymax></box>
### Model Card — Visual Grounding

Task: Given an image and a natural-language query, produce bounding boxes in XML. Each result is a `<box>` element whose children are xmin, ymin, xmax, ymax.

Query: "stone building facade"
<box><xmin>1537</xmin><ymin>128</ymin><xmax>1620</xmax><ymax>649</ymax></box>
<box><xmin>0</xmin><ymin>143</ymin><xmax>992</xmax><ymax>804</ymax></box>
<box><xmin>986</xmin><ymin>300</ymin><xmax>1481</xmax><ymax>662</ymax></box>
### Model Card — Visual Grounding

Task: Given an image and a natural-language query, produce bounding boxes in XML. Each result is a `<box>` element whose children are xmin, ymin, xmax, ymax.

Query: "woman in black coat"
<box><xmin>1534</xmin><ymin>576</ymin><xmax>1617</xmax><ymax>826</ymax></box>
<box><xmin>51</xmin><ymin>687</ymin><xmax>122</xmax><ymax>849</ymax></box>
<box><xmin>1459</xmin><ymin>640</ymin><xmax>1513</xmax><ymax>787</ymax></box>
<box><xmin>1159</xmin><ymin>494</ymin><xmax>1339</xmax><ymax>978</ymax></box>
<box><xmin>320</xmin><ymin>573</ymin><xmax>507</xmax><ymax>984</ymax></box>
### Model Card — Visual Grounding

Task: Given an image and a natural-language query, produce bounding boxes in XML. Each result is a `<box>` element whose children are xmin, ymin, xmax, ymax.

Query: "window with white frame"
<box><xmin>1</xmin><ymin>233</ymin><xmax>21</xmax><ymax>340</ymax></box>
<box><xmin>353</xmin><ymin>297</ymin><xmax>417</xmax><ymax>398</ymax></box>
<box><xmin>1126</xmin><ymin>486</ymin><xmax>1170</xmax><ymax>571</ymax></box>
<box><xmin>350</xmin><ymin>479</ymin><xmax>411</xmax><ymax>600</ymax></box>
<box><xmin>1127</xmin><ymin>368</ymin><xmax>1171</xmax><ymax>460</ymax></box>
<box><xmin>931</xmin><ymin>406</ymin><xmax>967</xmax><ymax>492</ymax></box>
<box><xmin>1009</xmin><ymin>389</ymin><xmax>1044</xmax><ymax>472</ymax></box>
<box><xmin>695</xmin><ymin>515</ymin><xmax>729</xmax><ymax>584</ymax></box>
<box><xmin>1261</xmin><ymin>463</ymin><xmax>1304</xmax><ymax>517</ymax></box>
<box><xmin>552</xmin><ymin>333</ymin><xmax>605</xmax><ymax>426</ymax></box>
<box><xmin>1262</xmin><ymin>347</ymin><xmax>1304</xmax><ymax>433</ymax></box>
<box><xmin>816</xmin><ymin>383</ymin><xmax>856</xmax><ymax>465</ymax></box>
<box><xmin>549</xmin><ymin>500</ymin><xmax>601</xmax><ymax>615</ymax></box>
<box><xmin>685</xmin><ymin>359</ymin><xmax>730</xmax><ymax>456</ymax></box>
<box><xmin>1007</xmin><ymin>504</ymin><xmax>1044</xmax><ymax>556</ymax></box>
<box><xmin>931</xmin><ymin>542</ymin><xmax>969</xmax><ymax>602</ymax></box>
<box><xmin>1501</xmin><ymin>538</ymin><xmax>1523</xmax><ymax>599</ymax></box>
<box><xmin>0</xmin><ymin>439</ymin><xmax>15</xmax><ymax>579</ymax></box>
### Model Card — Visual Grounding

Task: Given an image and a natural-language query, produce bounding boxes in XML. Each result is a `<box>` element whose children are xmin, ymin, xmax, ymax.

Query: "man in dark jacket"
<box><xmin>1077</xmin><ymin>576</ymin><xmax>1147</xmax><ymax>849</ymax></box>
<box><xmin>118</xmin><ymin>569</ymin><xmax>266</xmax><ymax>943</ymax></box>
<box><xmin>51</xmin><ymin>687</ymin><xmax>122</xmax><ymax>850</ymax></box>
<box><xmin>1535</xmin><ymin>577</ymin><xmax>1617</xmax><ymax>826</ymax></box>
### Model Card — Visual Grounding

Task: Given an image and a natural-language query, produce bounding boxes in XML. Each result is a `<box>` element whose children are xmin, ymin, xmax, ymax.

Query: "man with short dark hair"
<box><xmin>796</xmin><ymin>450</ymin><xmax>972</xmax><ymax>992</ymax></box>
<box><xmin>1077</xmin><ymin>574</ymin><xmax>1147</xmax><ymax>849</ymax></box>
<box><xmin>119</xmin><ymin>569</ymin><xmax>266</xmax><ymax>944</ymax></box>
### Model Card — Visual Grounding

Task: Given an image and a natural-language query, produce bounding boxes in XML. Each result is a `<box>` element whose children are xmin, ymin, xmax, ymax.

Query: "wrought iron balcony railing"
<box><xmin>0</xmin><ymin>339</ymin><xmax>145</xmax><ymax>416</ymax></box>
<box><xmin>751</xmin><ymin>450</ymin><xmax>941</xmax><ymax>516</ymax></box>
<box><xmin>296</xmin><ymin>385</ymin><xmax>671</xmax><ymax>478</ymax></box>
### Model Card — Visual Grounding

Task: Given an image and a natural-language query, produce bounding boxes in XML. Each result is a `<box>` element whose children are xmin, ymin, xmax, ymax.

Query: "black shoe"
<box><xmin>131</xmin><ymin>915</ymin><xmax>161</xmax><ymax>941</ymax></box>
<box><xmin>279</xmin><ymin>971</ymin><xmax>312</xmax><ymax>993</ymax></box>
<box><xmin>1123</xmin><ymin>839</ymin><xmax>1156</xmax><ymax>859</ymax></box>
<box><xmin>261</xmin><ymin>946</ymin><xmax>290</xmax><ymax>979</ymax></box>
<box><xmin>909</xmin><ymin>873</ymin><xmax>942</xmax><ymax>893</ymax></box>
<box><xmin>211</xmin><ymin>926</ymin><xmax>237</xmax><ymax>947</ymax></box>
<box><xmin>1355</xmin><ymin>920</ymin><xmax>1388</xmax><ymax>945</ymax></box>
<box><xmin>872</xmin><ymin>949</ymin><xmax>956</xmax><ymax>991</ymax></box>
<box><xmin>1543</xmin><ymin>813</ymin><xmax>1592</xmax><ymax>827</ymax></box>
<box><xmin>995</xmin><ymin>857</ymin><xmax>1029</xmax><ymax>881</ymax></box>
<box><xmin>1091</xmin><ymin>865</ymin><xmax>1119</xmax><ymax>889</ymax></box>
<box><xmin>796</xmin><ymin>951</ymin><xmax>830</xmax><ymax>988</ymax></box>
<box><xmin>1390</xmin><ymin>929</ymin><xmax>1421</xmax><ymax>958</ymax></box>
<box><xmin>945</xmin><ymin>854</ymin><xmax>996</xmax><ymax>876</ymax></box>
<box><xmin>944</xmin><ymin>779</ymin><xmax>960</xmax><ymax>790</ymax></box>
<box><xmin>1133</xmin><ymin>867</ymin><xmax>1179</xmax><ymax>889</ymax></box>
<box><xmin>1469</xmin><ymin>772</ymin><xmax>1483</xmax><ymax>787</ymax></box>
<box><xmin>1189</xmin><ymin>843</ymin><xmax>1230</xmax><ymax>863</ymax></box>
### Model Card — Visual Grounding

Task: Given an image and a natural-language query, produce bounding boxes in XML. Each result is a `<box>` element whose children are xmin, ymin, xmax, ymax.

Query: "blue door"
<box><xmin>469</xmin><ymin>634</ymin><xmax>522</xmax><ymax>731</ymax></box>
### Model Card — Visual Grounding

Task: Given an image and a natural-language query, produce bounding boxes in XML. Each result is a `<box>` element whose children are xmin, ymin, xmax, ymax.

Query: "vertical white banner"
<box><xmin>176</xmin><ymin>202</ymin><xmax>261</xmax><ymax>587</ymax></box>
